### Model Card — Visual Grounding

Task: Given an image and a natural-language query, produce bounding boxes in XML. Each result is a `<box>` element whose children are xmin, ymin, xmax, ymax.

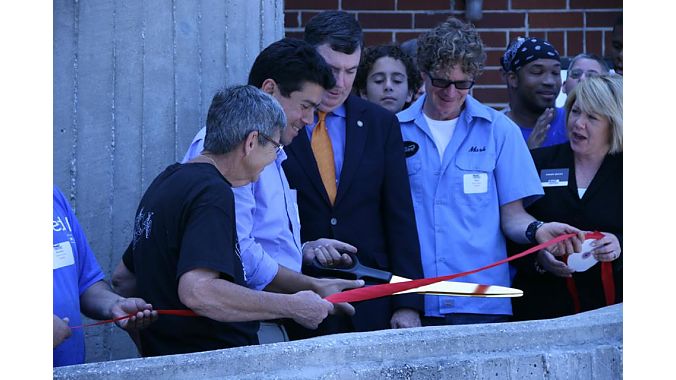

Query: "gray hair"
<box><xmin>566</xmin><ymin>53</ymin><xmax>610</xmax><ymax>79</ymax></box>
<box><xmin>204</xmin><ymin>85</ymin><xmax>286</xmax><ymax>154</ymax></box>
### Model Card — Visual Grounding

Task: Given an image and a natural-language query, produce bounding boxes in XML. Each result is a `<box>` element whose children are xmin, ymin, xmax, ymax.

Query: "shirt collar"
<box><xmin>317</xmin><ymin>104</ymin><xmax>346</xmax><ymax>122</ymax></box>
<box><xmin>397</xmin><ymin>94</ymin><xmax>425</xmax><ymax>123</ymax></box>
<box><xmin>397</xmin><ymin>94</ymin><xmax>494</xmax><ymax>124</ymax></box>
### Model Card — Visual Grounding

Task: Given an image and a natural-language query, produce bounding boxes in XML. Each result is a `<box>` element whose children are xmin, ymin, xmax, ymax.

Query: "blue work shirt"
<box><xmin>397</xmin><ymin>95</ymin><xmax>543</xmax><ymax>317</ymax></box>
<box><xmin>304</xmin><ymin>104</ymin><xmax>347</xmax><ymax>186</ymax></box>
<box><xmin>182</xmin><ymin>128</ymin><xmax>302</xmax><ymax>289</ymax></box>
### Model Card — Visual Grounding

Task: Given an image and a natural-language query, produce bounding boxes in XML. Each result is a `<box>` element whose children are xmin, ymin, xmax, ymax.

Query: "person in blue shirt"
<box><xmin>182</xmin><ymin>39</ymin><xmax>356</xmax><ymax>281</ymax></box>
<box><xmin>501</xmin><ymin>37</ymin><xmax>568</xmax><ymax>149</ymax></box>
<box><xmin>397</xmin><ymin>17</ymin><xmax>585</xmax><ymax>326</ymax></box>
<box><xmin>53</xmin><ymin>186</ymin><xmax>157</xmax><ymax>367</ymax></box>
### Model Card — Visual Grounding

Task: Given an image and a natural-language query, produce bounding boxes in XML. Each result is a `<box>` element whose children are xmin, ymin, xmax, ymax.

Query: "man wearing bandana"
<box><xmin>501</xmin><ymin>37</ymin><xmax>567</xmax><ymax>149</ymax></box>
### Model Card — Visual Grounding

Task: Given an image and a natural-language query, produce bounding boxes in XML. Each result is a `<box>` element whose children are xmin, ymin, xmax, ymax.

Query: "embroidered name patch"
<box><xmin>403</xmin><ymin>141</ymin><xmax>419</xmax><ymax>157</ymax></box>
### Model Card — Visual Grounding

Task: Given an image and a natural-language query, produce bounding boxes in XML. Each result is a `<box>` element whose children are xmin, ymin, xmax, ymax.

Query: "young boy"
<box><xmin>354</xmin><ymin>44</ymin><xmax>421</xmax><ymax>113</ymax></box>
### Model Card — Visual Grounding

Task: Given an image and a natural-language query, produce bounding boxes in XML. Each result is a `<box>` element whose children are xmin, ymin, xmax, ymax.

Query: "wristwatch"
<box><xmin>526</xmin><ymin>220</ymin><xmax>545</xmax><ymax>244</ymax></box>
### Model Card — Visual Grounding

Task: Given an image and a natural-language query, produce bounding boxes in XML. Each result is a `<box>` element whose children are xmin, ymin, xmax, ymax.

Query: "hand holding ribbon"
<box><xmin>325</xmin><ymin>231</ymin><xmax>603</xmax><ymax>304</ymax></box>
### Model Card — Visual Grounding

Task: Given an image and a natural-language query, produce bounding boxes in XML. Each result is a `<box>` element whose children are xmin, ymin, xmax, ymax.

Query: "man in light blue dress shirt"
<box><xmin>397</xmin><ymin>17</ymin><xmax>585</xmax><ymax>325</ymax></box>
<box><xmin>183</xmin><ymin>39</ymin><xmax>362</xmax><ymax>342</ymax></box>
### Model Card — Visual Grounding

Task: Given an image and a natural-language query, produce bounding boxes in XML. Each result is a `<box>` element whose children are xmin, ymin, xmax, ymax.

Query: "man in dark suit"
<box><xmin>282</xmin><ymin>10</ymin><xmax>424</xmax><ymax>337</ymax></box>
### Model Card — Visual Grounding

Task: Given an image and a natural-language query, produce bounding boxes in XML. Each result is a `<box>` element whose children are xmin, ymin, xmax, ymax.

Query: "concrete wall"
<box><xmin>54</xmin><ymin>304</ymin><xmax>623</xmax><ymax>379</ymax></box>
<box><xmin>53</xmin><ymin>0</ymin><xmax>284</xmax><ymax>363</ymax></box>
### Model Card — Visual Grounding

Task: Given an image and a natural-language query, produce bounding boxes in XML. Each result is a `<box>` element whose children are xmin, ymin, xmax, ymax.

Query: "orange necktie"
<box><xmin>311</xmin><ymin>111</ymin><xmax>337</xmax><ymax>205</ymax></box>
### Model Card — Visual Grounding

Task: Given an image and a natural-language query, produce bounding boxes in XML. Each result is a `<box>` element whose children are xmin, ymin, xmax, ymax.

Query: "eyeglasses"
<box><xmin>568</xmin><ymin>69</ymin><xmax>600</xmax><ymax>80</ymax></box>
<box><xmin>258</xmin><ymin>132</ymin><xmax>283</xmax><ymax>154</ymax></box>
<box><xmin>426</xmin><ymin>72</ymin><xmax>475</xmax><ymax>90</ymax></box>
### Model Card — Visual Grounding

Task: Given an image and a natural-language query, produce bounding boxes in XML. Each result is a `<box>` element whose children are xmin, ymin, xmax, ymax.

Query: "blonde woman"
<box><xmin>511</xmin><ymin>74</ymin><xmax>623</xmax><ymax>320</ymax></box>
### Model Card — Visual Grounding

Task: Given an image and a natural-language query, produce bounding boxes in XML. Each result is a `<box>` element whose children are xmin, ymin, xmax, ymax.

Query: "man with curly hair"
<box><xmin>397</xmin><ymin>17</ymin><xmax>584</xmax><ymax>326</ymax></box>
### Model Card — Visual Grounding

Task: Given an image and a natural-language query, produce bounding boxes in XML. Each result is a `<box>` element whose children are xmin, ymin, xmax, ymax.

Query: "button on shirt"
<box><xmin>397</xmin><ymin>94</ymin><xmax>543</xmax><ymax>317</ymax></box>
<box><xmin>182</xmin><ymin>128</ymin><xmax>302</xmax><ymax>290</ymax></box>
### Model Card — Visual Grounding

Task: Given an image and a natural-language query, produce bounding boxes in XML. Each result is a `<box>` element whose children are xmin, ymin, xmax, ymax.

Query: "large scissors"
<box><xmin>312</xmin><ymin>252</ymin><xmax>522</xmax><ymax>298</ymax></box>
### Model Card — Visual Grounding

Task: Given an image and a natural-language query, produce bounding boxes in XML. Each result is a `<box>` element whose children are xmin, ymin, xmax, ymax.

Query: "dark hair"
<box><xmin>304</xmin><ymin>11</ymin><xmax>363</xmax><ymax>54</ymax></box>
<box><xmin>353</xmin><ymin>44</ymin><xmax>422</xmax><ymax>96</ymax></box>
<box><xmin>248</xmin><ymin>38</ymin><xmax>335</xmax><ymax>97</ymax></box>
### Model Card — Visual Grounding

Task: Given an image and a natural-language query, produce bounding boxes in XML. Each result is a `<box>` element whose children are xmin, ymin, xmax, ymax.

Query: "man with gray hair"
<box><xmin>113</xmin><ymin>85</ymin><xmax>337</xmax><ymax>357</ymax></box>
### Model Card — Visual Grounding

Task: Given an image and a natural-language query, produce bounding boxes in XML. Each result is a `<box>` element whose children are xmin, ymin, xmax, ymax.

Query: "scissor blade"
<box><xmin>389</xmin><ymin>275</ymin><xmax>523</xmax><ymax>298</ymax></box>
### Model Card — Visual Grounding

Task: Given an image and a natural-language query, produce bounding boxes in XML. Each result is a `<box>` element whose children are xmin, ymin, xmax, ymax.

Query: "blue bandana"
<box><xmin>501</xmin><ymin>37</ymin><xmax>560</xmax><ymax>72</ymax></box>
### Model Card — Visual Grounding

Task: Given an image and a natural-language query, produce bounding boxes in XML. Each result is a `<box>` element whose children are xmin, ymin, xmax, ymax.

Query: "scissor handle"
<box><xmin>310</xmin><ymin>251</ymin><xmax>392</xmax><ymax>283</ymax></box>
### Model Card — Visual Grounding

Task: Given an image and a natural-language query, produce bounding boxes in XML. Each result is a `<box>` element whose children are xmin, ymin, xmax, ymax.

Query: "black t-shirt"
<box><xmin>123</xmin><ymin>162</ymin><xmax>258</xmax><ymax>356</ymax></box>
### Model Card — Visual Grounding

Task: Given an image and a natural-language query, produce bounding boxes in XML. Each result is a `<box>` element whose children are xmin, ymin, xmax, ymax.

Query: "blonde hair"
<box><xmin>564</xmin><ymin>74</ymin><xmax>623</xmax><ymax>154</ymax></box>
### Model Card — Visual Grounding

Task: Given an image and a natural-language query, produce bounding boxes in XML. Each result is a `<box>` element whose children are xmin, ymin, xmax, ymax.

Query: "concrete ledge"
<box><xmin>54</xmin><ymin>304</ymin><xmax>622</xmax><ymax>379</ymax></box>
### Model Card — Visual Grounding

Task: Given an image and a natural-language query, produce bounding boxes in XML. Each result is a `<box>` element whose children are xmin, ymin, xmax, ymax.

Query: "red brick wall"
<box><xmin>284</xmin><ymin>0</ymin><xmax>622</xmax><ymax>108</ymax></box>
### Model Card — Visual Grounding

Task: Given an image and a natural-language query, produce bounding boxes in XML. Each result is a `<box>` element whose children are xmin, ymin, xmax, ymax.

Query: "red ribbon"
<box><xmin>325</xmin><ymin>231</ymin><xmax>604</xmax><ymax>304</ymax></box>
<box><xmin>566</xmin><ymin>261</ymin><xmax>616</xmax><ymax>313</ymax></box>
<box><xmin>69</xmin><ymin>232</ymin><xmax>604</xmax><ymax>328</ymax></box>
<box><xmin>70</xmin><ymin>309</ymin><xmax>199</xmax><ymax>329</ymax></box>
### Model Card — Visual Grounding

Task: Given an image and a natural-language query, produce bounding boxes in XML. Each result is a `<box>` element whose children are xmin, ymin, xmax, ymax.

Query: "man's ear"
<box><xmin>506</xmin><ymin>71</ymin><xmax>519</xmax><ymax>89</ymax></box>
<box><xmin>242</xmin><ymin>130</ymin><xmax>258</xmax><ymax>156</ymax></box>
<box><xmin>261</xmin><ymin>79</ymin><xmax>277</xmax><ymax>96</ymax></box>
<box><xmin>562</xmin><ymin>80</ymin><xmax>568</xmax><ymax>94</ymax></box>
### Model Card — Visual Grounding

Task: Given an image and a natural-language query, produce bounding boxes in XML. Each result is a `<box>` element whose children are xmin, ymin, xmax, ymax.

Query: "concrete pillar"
<box><xmin>53</xmin><ymin>0</ymin><xmax>284</xmax><ymax>363</ymax></box>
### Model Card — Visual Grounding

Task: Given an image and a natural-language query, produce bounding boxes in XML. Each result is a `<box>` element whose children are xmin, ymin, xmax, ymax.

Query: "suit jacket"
<box><xmin>283</xmin><ymin>95</ymin><xmax>424</xmax><ymax>332</ymax></box>
<box><xmin>510</xmin><ymin>143</ymin><xmax>623</xmax><ymax>320</ymax></box>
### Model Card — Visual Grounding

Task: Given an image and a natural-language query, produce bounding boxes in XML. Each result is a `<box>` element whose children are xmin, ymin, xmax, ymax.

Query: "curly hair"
<box><xmin>416</xmin><ymin>17</ymin><xmax>485</xmax><ymax>78</ymax></box>
<box><xmin>353</xmin><ymin>44</ymin><xmax>422</xmax><ymax>96</ymax></box>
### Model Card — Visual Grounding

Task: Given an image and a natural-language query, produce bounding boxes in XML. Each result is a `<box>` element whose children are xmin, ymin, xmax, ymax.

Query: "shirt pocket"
<box><xmin>405</xmin><ymin>155</ymin><xmax>423</xmax><ymax>202</ymax></box>
<box><xmin>453</xmin><ymin>153</ymin><xmax>496</xmax><ymax>209</ymax></box>
<box><xmin>406</xmin><ymin>155</ymin><xmax>422</xmax><ymax>176</ymax></box>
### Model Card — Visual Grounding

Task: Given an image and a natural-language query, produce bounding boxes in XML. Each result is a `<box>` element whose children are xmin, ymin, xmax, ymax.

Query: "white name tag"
<box><xmin>540</xmin><ymin>168</ymin><xmax>569</xmax><ymax>187</ymax></box>
<box><xmin>463</xmin><ymin>173</ymin><xmax>488</xmax><ymax>194</ymax></box>
<box><xmin>53</xmin><ymin>241</ymin><xmax>75</xmax><ymax>270</ymax></box>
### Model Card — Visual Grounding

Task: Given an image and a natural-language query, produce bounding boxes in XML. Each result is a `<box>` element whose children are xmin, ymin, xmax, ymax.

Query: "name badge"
<box><xmin>540</xmin><ymin>168</ymin><xmax>569</xmax><ymax>187</ymax></box>
<box><xmin>463</xmin><ymin>173</ymin><xmax>488</xmax><ymax>194</ymax></box>
<box><xmin>53</xmin><ymin>241</ymin><xmax>75</xmax><ymax>270</ymax></box>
